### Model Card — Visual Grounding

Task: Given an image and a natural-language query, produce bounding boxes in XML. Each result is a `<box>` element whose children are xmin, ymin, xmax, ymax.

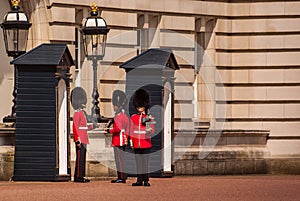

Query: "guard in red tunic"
<box><xmin>71</xmin><ymin>87</ymin><xmax>93</xmax><ymax>183</ymax></box>
<box><xmin>106</xmin><ymin>90</ymin><xmax>129</xmax><ymax>183</ymax></box>
<box><xmin>130</xmin><ymin>89</ymin><xmax>155</xmax><ymax>187</ymax></box>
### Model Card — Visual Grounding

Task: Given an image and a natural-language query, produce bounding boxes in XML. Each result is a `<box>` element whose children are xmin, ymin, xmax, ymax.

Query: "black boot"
<box><xmin>132</xmin><ymin>181</ymin><xmax>143</xmax><ymax>186</ymax></box>
<box><xmin>111</xmin><ymin>179</ymin><xmax>126</xmax><ymax>183</ymax></box>
<box><xmin>74</xmin><ymin>177</ymin><xmax>90</xmax><ymax>183</ymax></box>
<box><xmin>144</xmin><ymin>181</ymin><xmax>151</xmax><ymax>186</ymax></box>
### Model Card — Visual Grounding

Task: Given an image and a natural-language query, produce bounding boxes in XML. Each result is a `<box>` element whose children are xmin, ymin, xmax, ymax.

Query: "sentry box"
<box><xmin>11</xmin><ymin>44</ymin><xmax>74</xmax><ymax>181</ymax></box>
<box><xmin>120</xmin><ymin>48</ymin><xmax>179</xmax><ymax>177</ymax></box>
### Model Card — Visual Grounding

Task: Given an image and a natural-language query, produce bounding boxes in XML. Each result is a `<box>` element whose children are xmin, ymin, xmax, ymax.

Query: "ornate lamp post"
<box><xmin>81</xmin><ymin>3</ymin><xmax>110</xmax><ymax>122</ymax></box>
<box><xmin>1</xmin><ymin>0</ymin><xmax>31</xmax><ymax>122</ymax></box>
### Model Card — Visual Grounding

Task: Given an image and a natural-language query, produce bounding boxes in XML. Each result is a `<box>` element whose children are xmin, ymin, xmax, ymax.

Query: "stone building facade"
<box><xmin>0</xmin><ymin>0</ymin><xmax>299</xmax><ymax>178</ymax></box>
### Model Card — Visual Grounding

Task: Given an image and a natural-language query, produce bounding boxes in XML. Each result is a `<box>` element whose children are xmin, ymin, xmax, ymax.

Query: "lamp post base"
<box><xmin>3</xmin><ymin>115</ymin><xmax>16</xmax><ymax>123</ymax></box>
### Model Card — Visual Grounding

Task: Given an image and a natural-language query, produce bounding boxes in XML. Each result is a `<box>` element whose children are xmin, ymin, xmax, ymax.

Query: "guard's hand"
<box><xmin>76</xmin><ymin>141</ymin><xmax>81</xmax><ymax>148</ymax></box>
<box><xmin>129</xmin><ymin>139</ymin><xmax>133</xmax><ymax>148</ymax></box>
<box><xmin>146</xmin><ymin>127</ymin><xmax>152</xmax><ymax>134</ymax></box>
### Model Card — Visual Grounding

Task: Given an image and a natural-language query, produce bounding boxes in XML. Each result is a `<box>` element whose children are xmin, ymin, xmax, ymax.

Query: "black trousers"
<box><xmin>113</xmin><ymin>146</ymin><xmax>127</xmax><ymax>180</ymax></box>
<box><xmin>74</xmin><ymin>143</ymin><xmax>87</xmax><ymax>178</ymax></box>
<box><xmin>134</xmin><ymin>148</ymin><xmax>151</xmax><ymax>182</ymax></box>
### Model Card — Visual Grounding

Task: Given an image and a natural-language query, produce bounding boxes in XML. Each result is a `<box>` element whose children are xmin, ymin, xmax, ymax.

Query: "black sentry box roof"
<box><xmin>120</xmin><ymin>48</ymin><xmax>179</xmax><ymax>70</ymax></box>
<box><xmin>11</xmin><ymin>43</ymin><xmax>75</xmax><ymax>66</ymax></box>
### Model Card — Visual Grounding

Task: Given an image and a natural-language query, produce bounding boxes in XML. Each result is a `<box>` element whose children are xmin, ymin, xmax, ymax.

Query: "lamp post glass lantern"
<box><xmin>81</xmin><ymin>3</ymin><xmax>110</xmax><ymax>122</ymax></box>
<box><xmin>1</xmin><ymin>0</ymin><xmax>31</xmax><ymax>122</ymax></box>
<box><xmin>1</xmin><ymin>0</ymin><xmax>31</xmax><ymax>58</ymax></box>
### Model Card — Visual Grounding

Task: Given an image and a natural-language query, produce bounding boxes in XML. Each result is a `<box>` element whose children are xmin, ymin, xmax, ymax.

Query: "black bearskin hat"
<box><xmin>71</xmin><ymin>87</ymin><xmax>87</xmax><ymax>110</ymax></box>
<box><xmin>133</xmin><ymin>88</ymin><xmax>150</xmax><ymax>109</ymax></box>
<box><xmin>112</xmin><ymin>90</ymin><xmax>127</xmax><ymax>107</ymax></box>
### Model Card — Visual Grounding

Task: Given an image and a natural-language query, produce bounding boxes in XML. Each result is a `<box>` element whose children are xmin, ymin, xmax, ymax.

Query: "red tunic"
<box><xmin>72</xmin><ymin>109</ymin><xmax>93</xmax><ymax>144</ymax></box>
<box><xmin>109</xmin><ymin>111</ymin><xmax>129</xmax><ymax>147</ymax></box>
<box><xmin>130</xmin><ymin>113</ymin><xmax>155</xmax><ymax>149</ymax></box>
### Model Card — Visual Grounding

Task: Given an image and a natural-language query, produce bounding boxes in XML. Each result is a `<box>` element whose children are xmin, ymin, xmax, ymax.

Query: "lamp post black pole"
<box><xmin>3</xmin><ymin>61</ymin><xmax>18</xmax><ymax>122</ymax></box>
<box><xmin>90</xmin><ymin>56</ymin><xmax>101</xmax><ymax>122</ymax></box>
<box><xmin>11</xmin><ymin>60</ymin><xmax>17</xmax><ymax>119</ymax></box>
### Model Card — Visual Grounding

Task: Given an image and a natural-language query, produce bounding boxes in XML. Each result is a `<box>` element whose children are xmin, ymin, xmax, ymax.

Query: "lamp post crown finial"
<box><xmin>90</xmin><ymin>2</ymin><xmax>98</xmax><ymax>16</ymax></box>
<box><xmin>11</xmin><ymin>0</ymin><xmax>20</xmax><ymax>9</ymax></box>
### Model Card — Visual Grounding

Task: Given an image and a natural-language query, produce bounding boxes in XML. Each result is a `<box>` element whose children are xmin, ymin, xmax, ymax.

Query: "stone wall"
<box><xmin>0</xmin><ymin>0</ymin><xmax>298</xmax><ymax>158</ymax></box>
<box><xmin>174</xmin><ymin>130</ymin><xmax>271</xmax><ymax>175</ymax></box>
<box><xmin>0</xmin><ymin>127</ymin><xmax>15</xmax><ymax>181</ymax></box>
<box><xmin>0</xmin><ymin>149</ymin><xmax>14</xmax><ymax>181</ymax></box>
